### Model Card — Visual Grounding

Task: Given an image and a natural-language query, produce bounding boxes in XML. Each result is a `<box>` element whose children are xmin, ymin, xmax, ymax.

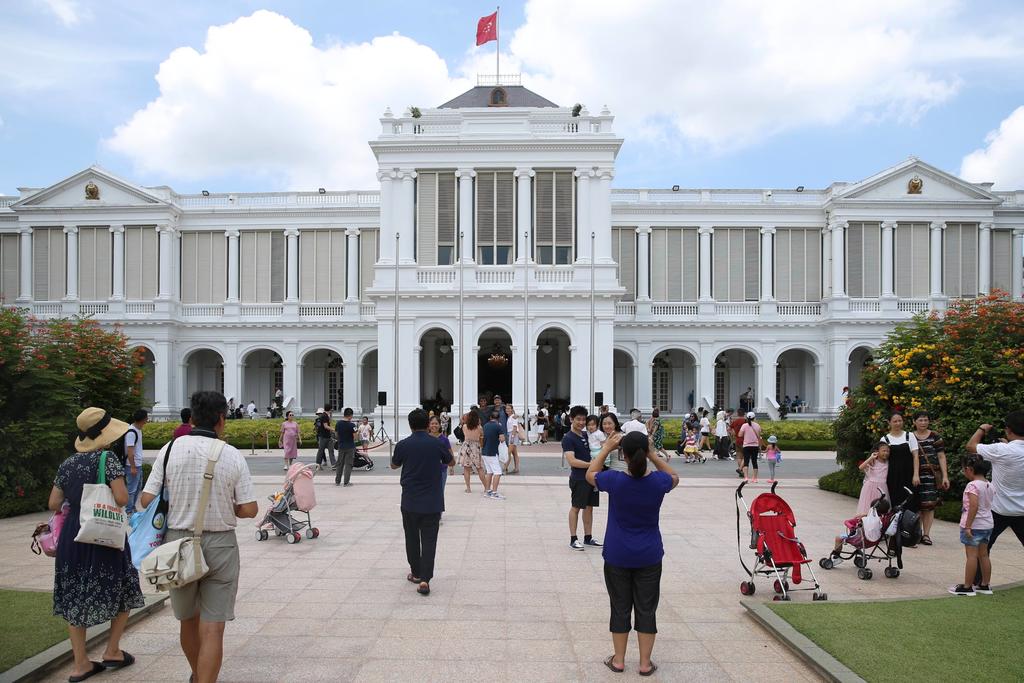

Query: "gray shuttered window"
<box><xmin>415</xmin><ymin>172</ymin><xmax>457</xmax><ymax>266</ymax></box>
<box><xmin>846</xmin><ymin>222</ymin><xmax>881</xmax><ymax>299</ymax></box>
<box><xmin>78</xmin><ymin>227</ymin><xmax>111</xmax><ymax>301</ymax></box>
<box><xmin>533</xmin><ymin>170</ymin><xmax>574</xmax><ymax>264</ymax></box>
<box><xmin>0</xmin><ymin>234</ymin><xmax>20</xmax><ymax>302</ymax></box>
<box><xmin>124</xmin><ymin>227</ymin><xmax>159</xmax><ymax>300</ymax></box>
<box><xmin>991</xmin><ymin>230</ymin><xmax>1014</xmax><ymax>294</ymax></box>
<box><xmin>712</xmin><ymin>228</ymin><xmax>759</xmax><ymax>302</ymax></box>
<box><xmin>894</xmin><ymin>223</ymin><xmax>930</xmax><ymax>298</ymax></box>
<box><xmin>775</xmin><ymin>228</ymin><xmax>822</xmax><ymax>302</ymax></box>
<box><xmin>943</xmin><ymin>223</ymin><xmax>978</xmax><ymax>298</ymax></box>
<box><xmin>32</xmin><ymin>228</ymin><xmax>66</xmax><ymax>301</ymax></box>
<box><xmin>298</xmin><ymin>230</ymin><xmax>346</xmax><ymax>302</ymax></box>
<box><xmin>359</xmin><ymin>229</ymin><xmax>378</xmax><ymax>297</ymax></box>
<box><xmin>240</xmin><ymin>231</ymin><xmax>285</xmax><ymax>303</ymax></box>
<box><xmin>612</xmin><ymin>228</ymin><xmax>636</xmax><ymax>301</ymax></box>
<box><xmin>475</xmin><ymin>171</ymin><xmax>515</xmax><ymax>264</ymax></box>
<box><xmin>180</xmin><ymin>232</ymin><xmax>227</xmax><ymax>304</ymax></box>
<box><xmin>650</xmin><ymin>228</ymin><xmax>698</xmax><ymax>301</ymax></box>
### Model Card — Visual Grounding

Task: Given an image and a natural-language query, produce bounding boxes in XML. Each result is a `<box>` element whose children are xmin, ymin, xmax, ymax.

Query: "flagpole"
<box><xmin>496</xmin><ymin>6</ymin><xmax>500</xmax><ymax>83</ymax></box>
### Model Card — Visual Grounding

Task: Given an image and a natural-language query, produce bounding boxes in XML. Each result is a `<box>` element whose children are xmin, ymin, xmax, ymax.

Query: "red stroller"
<box><xmin>736</xmin><ymin>481</ymin><xmax>827</xmax><ymax>601</ymax></box>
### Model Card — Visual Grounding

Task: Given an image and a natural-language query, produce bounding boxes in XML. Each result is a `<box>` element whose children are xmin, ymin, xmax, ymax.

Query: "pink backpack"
<box><xmin>31</xmin><ymin>502</ymin><xmax>69</xmax><ymax>557</ymax></box>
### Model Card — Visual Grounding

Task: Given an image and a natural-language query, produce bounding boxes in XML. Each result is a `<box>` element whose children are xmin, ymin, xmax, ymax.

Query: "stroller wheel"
<box><xmin>820</xmin><ymin>558</ymin><xmax>834</xmax><ymax>570</ymax></box>
<box><xmin>773</xmin><ymin>579</ymin><xmax>790</xmax><ymax>594</ymax></box>
<box><xmin>884</xmin><ymin>567</ymin><xmax>900</xmax><ymax>579</ymax></box>
<box><xmin>857</xmin><ymin>568</ymin><xmax>873</xmax><ymax>580</ymax></box>
<box><xmin>853</xmin><ymin>555</ymin><xmax>866</xmax><ymax>569</ymax></box>
<box><xmin>813</xmin><ymin>593</ymin><xmax>828</xmax><ymax>601</ymax></box>
<box><xmin>305</xmin><ymin>527</ymin><xmax>319</xmax><ymax>539</ymax></box>
<box><xmin>772</xmin><ymin>595</ymin><xmax>790</xmax><ymax>601</ymax></box>
<box><xmin>311</xmin><ymin>527</ymin><xmax>320</xmax><ymax>538</ymax></box>
<box><xmin>255</xmin><ymin>529</ymin><xmax>264</xmax><ymax>542</ymax></box>
<box><xmin>739</xmin><ymin>581</ymin><xmax>756</xmax><ymax>596</ymax></box>
<box><xmin>285</xmin><ymin>532</ymin><xmax>297</xmax><ymax>544</ymax></box>
<box><xmin>293</xmin><ymin>532</ymin><xmax>302</xmax><ymax>544</ymax></box>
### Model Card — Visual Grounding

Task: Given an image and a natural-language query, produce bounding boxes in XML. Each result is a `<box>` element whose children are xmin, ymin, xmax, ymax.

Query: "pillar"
<box><xmin>222</xmin><ymin>343</ymin><xmax>239</xmax><ymax>407</ymax></box>
<box><xmin>829</xmin><ymin>340</ymin><xmax>849</xmax><ymax>413</ymax></box>
<box><xmin>456</xmin><ymin>169</ymin><xmax>475</xmax><ymax>263</ymax></box>
<box><xmin>109</xmin><ymin>225</ymin><xmax>125</xmax><ymax>301</ymax></box>
<box><xmin>760</xmin><ymin>225</ymin><xmax>775</xmax><ymax>301</ymax></box>
<box><xmin>342</xmin><ymin>343</ymin><xmax>359</xmax><ymax>414</ymax></box>
<box><xmin>154</xmin><ymin>341</ymin><xmax>171</xmax><ymax>414</ymax></box>
<box><xmin>699</xmin><ymin>343</ymin><xmax>715</xmax><ymax>411</ymax></box>
<box><xmin>282</xmin><ymin>343</ymin><xmax>299</xmax><ymax>411</ymax></box>
<box><xmin>515</xmin><ymin>167</ymin><xmax>534</xmax><ymax>263</ymax></box>
<box><xmin>558</xmin><ymin>338</ymin><xmax>572</xmax><ymax>400</ymax></box>
<box><xmin>881</xmin><ymin>220</ymin><xmax>895</xmax><ymax>297</ymax></box>
<box><xmin>830</xmin><ymin>220</ymin><xmax>846</xmax><ymax>297</ymax></box>
<box><xmin>63</xmin><ymin>225</ymin><xmax>78</xmax><ymax>300</ymax></box>
<box><xmin>284</xmin><ymin>228</ymin><xmax>299</xmax><ymax>302</ymax></box>
<box><xmin>17</xmin><ymin>227</ymin><xmax>32</xmax><ymax>302</ymax></box>
<box><xmin>698</xmin><ymin>225</ymin><xmax>713</xmax><ymax>302</ymax></box>
<box><xmin>345</xmin><ymin>228</ymin><xmax>360</xmax><ymax>301</ymax></box>
<box><xmin>636</xmin><ymin>343</ymin><xmax>653</xmax><ymax>414</ymax></box>
<box><xmin>156</xmin><ymin>224</ymin><xmax>172</xmax><ymax>300</ymax></box>
<box><xmin>225</xmin><ymin>229</ymin><xmax>240</xmax><ymax>303</ymax></box>
<box><xmin>821</xmin><ymin>227</ymin><xmax>832</xmax><ymax>298</ymax></box>
<box><xmin>398</xmin><ymin>171</ymin><xmax>416</xmax><ymax>264</ymax></box>
<box><xmin>595</xmin><ymin>317</ymin><xmax>616</xmax><ymax>413</ymax></box>
<box><xmin>377</xmin><ymin>171</ymin><xmax>396</xmax><ymax>264</ymax></box>
<box><xmin>593</xmin><ymin>168</ymin><xmax>614</xmax><ymax>263</ymax></box>
<box><xmin>1013</xmin><ymin>229</ymin><xmax>1024</xmax><ymax>300</ymax></box>
<box><xmin>815</xmin><ymin>360</ymin><xmax>828</xmax><ymax>413</ymax></box>
<box><xmin>978</xmin><ymin>223</ymin><xmax>992</xmax><ymax>295</ymax></box>
<box><xmin>929</xmin><ymin>222</ymin><xmax>944</xmax><ymax>298</ymax></box>
<box><xmin>575</xmin><ymin>169</ymin><xmax>592</xmax><ymax>264</ymax></box>
<box><xmin>758</xmin><ymin>355</ymin><xmax>776</xmax><ymax>417</ymax></box>
<box><xmin>511</xmin><ymin>343</ymin><xmax>525</xmax><ymax>409</ymax></box>
<box><xmin>636</xmin><ymin>226</ymin><xmax>652</xmax><ymax>301</ymax></box>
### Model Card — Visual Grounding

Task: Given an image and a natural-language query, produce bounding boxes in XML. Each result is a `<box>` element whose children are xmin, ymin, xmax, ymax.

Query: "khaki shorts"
<box><xmin>165</xmin><ymin>529</ymin><xmax>240</xmax><ymax>622</ymax></box>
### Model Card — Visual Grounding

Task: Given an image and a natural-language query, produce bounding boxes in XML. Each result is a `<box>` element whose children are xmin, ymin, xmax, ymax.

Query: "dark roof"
<box><xmin>438</xmin><ymin>85</ymin><xmax>559</xmax><ymax>109</ymax></box>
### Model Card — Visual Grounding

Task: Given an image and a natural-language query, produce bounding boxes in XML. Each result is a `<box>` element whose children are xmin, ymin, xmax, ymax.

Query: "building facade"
<box><xmin>2</xmin><ymin>82</ymin><xmax>1023</xmax><ymax>435</ymax></box>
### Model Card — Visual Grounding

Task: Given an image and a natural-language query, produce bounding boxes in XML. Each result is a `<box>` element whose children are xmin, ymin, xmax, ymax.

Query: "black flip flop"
<box><xmin>603</xmin><ymin>655</ymin><xmax>624</xmax><ymax>673</ymax></box>
<box><xmin>921</xmin><ymin>536</ymin><xmax>933</xmax><ymax>546</ymax></box>
<box><xmin>68</xmin><ymin>661</ymin><xmax>105</xmax><ymax>682</ymax></box>
<box><xmin>102</xmin><ymin>651</ymin><xmax>135</xmax><ymax>670</ymax></box>
<box><xmin>639</xmin><ymin>662</ymin><xmax>658</xmax><ymax>677</ymax></box>
<box><xmin>417</xmin><ymin>582</ymin><xmax>430</xmax><ymax>595</ymax></box>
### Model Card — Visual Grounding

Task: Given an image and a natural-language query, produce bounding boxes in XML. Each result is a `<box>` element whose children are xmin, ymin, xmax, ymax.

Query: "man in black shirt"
<box><xmin>335</xmin><ymin>407</ymin><xmax>358</xmax><ymax>486</ymax></box>
<box><xmin>562</xmin><ymin>405</ymin><xmax>602</xmax><ymax>551</ymax></box>
<box><xmin>391</xmin><ymin>408</ymin><xmax>452</xmax><ymax>596</ymax></box>
<box><xmin>314</xmin><ymin>404</ymin><xmax>335</xmax><ymax>471</ymax></box>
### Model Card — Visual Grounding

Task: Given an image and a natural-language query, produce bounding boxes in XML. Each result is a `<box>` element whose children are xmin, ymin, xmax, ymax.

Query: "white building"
<box><xmin>2</xmin><ymin>80</ymin><xmax>1022</xmax><ymax>436</ymax></box>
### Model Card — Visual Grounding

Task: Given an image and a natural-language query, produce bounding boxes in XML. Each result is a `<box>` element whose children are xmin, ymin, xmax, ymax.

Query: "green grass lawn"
<box><xmin>769</xmin><ymin>586</ymin><xmax>1024</xmax><ymax>682</ymax></box>
<box><xmin>0</xmin><ymin>589</ymin><xmax>67</xmax><ymax>672</ymax></box>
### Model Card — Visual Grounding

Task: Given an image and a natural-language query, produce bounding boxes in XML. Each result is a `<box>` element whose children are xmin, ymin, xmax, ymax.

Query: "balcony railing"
<box><xmin>299</xmin><ymin>304</ymin><xmax>344</xmax><ymax>317</ymax></box>
<box><xmin>534</xmin><ymin>267</ymin><xmax>575</xmax><ymax>284</ymax></box>
<box><xmin>475</xmin><ymin>268</ymin><xmax>515</xmax><ymax>284</ymax></box>
<box><xmin>79</xmin><ymin>302</ymin><xmax>109</xmax><ymax>316</ymax></box>
<box><xmin>125</xmin><ymin>302</ymin><xmax>155</xmax><ymax>315</ymax></box>
<box><xmin>416</xmin><ymin>268</ymin><xmax>456</xmax><ymax>285</ymax></box>
<box><xmin>849</xmin><ymin>299</ymin><xmax>881</xmax><ymax>313</ymax></box>
<box><xmin>715</xmin><ymin>302</ymin><xmax>761</xmax><ymax>316</ymax></box>
<box><xmin>32</xmin><ymin>302</ymin><xmax>62</xmax><ymax>315</ymax></box>
<box><xmin>652</xmin><ymin>303</ymin><xmax>699</xmax><ymax>316</ymax></box>
<box><xmin>897</xmin><ymin>299</ymin><xmax>929</xmax><ymax>314</ymax></box>
<box><xmin>360</xmin><ymin>302</ymin><xmax>376</xmax><ymax>317</ymax></box>
<box><xmin>614</xmin><ymin>302</ymin><xmax>636</xmax><ymax>317</ymax></box>
<box><xmin>240</xmin><ymin>304</ymin><xmax>283</xmax><ymax>317</ymax></box>
<box><xmin>777</xmin><ymin>302</ymin><xmax>822</xmax><ymax>316</ymax></box>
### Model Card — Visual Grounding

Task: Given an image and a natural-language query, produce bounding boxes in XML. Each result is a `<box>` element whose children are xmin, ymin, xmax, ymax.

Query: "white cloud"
<box><xmin>106</xmin><ymin>11</ymin><xmax>469</xmax><ymax>189</ymax></box>
<box><xmin>37</xmin><ymin>0</ymin><xmax>82</xmax><ymax>27</ymax></box>
<box><xmin>960</xmin><ymin>107</ymin><xmax>1024</xmax><ymax>189</ymax></box>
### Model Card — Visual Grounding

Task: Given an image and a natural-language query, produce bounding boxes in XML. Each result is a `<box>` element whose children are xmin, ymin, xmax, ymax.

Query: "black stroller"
<box><xmin>352</xmin><ymin>451</ymin><xmax>375</xmax><ymax>471</ymax></box>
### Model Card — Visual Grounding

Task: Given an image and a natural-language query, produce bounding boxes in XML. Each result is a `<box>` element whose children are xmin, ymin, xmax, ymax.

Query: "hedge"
<box><xmin>144</xmin><ymin>419</ymin><xmax>319</xmax><ymax>450</ymax></box>
<box><xmin>0</xmin><ymin>462</ymin><xmax>153</xmax><ymax>520</ymax></box>
<box><xmin>662</xmin><ymin>419</ymin><xmax>835</xmax><ymax>450</ymax></box>
<box><xmin>818</xmin><ymin>469</ymin><xmax>961</xmax><ymax>523</ymax></box>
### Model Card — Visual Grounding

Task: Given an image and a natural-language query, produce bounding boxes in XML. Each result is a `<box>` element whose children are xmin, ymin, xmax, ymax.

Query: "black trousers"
<box><xmin>715</xmin><ymin>435</ymin><xmax>731</xmax><ymax>460</ymax></box>
<box><xmin>402</xmin><ymin>510</ymin><xmax>441</xmax><ymax>582</ymax></box>
<box><xmin>975</xmin><ymin>511</ymin><xmax>1024</xmax><ymax>584</ymax></box>
<box><xmin>315</xmin><ymin>436</ymin><xmax>335</xmax><ymax>466</ymax></box>
<box><xmin>335</xmin><ymin>448</ymin><xmax>355</xmax><ymax>485</ymax></box>
<box><xmin>603</xmin><ymin>561</ymin><xmax>662</xmax><ymax>634</ymax></box>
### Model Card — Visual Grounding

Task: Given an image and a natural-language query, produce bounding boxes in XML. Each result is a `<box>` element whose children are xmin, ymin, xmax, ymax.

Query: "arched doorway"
<box><xmin>715</xmin><ymin>349</ymin><xmax>757</xmax><ymax>412</ymax></box>
<box><xmin>361</xmin><ymin>350</ymin><xmax>379</xmax><ymax>413</ymax></box>
<box><xmin>420</xmin><ymin>328</ymin><xmax>454</xmax><ymax>411</ymax></box>
<box><xmin>536</xmin><ymin>328</ymin><xmax>571</xmax><ymax>407</ymax></box>
<box><xmin>241</xmin><ymin>348</ymin><xmax>283</xmax><ymax>415</ymax></box>
<box><xmin>478</xmin><ymin>327</ymin><xmax>513</xmax><ymax>404</ymax></box>
<box><xmin>650</xmin><ymin>348</ymin><xmax>697</xmax><ymax>414</ymax></box>
<box><xmin>302</xmin><ymin>349</ymin><xmax>344</xmax><ymax>412</ymax></box>
<box><xmin>848</xmin><ymin>346</ymin><xmax>875</xmax><ymax>392</ymax></box>
<box><xmin>613</xmin><ymin>349</ymin><xmax>635</xmax><ymax>412</ymax></box>
<box><xmin>776</xmin><ymin>349</ymin><xmax>817</xmax><ymax>410</ymax></box>
<box><xmin>185</xmin><ymin>349</ymin><xmax>224</xmax><ymax>400</ymax></box>
<box><xmin>133</xmin><ymin>347</ymin><xmax>156</xmax><ymax>407</ymax></box>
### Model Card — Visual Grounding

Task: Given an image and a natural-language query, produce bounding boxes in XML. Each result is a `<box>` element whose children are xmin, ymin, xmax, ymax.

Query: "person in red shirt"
<box><xmin>172</xmin><ymin>408</ymin><xmax>192</xmax><ymax>438</ymax></box>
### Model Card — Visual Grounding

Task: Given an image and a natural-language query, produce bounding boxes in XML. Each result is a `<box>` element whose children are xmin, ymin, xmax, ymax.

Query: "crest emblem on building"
<box><xmin>907</xmin><ymin>175</ymin><xmax>923</xmax><ymax>194</ymax></box>
<box><xmin>84</xmin><ymin>182</ymin><xmax>100</xmax><ymax>200</ymax></box>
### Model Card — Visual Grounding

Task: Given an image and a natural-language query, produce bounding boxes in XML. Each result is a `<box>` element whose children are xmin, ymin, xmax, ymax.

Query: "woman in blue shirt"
<box><xmin>586</xmin><ymin>431</ymin><xmax>679</xmax><ymax>676</ymax></box>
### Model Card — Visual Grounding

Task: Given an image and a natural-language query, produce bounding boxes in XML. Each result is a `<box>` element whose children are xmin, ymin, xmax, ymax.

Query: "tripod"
<box><xmin>374</xmin><ymin>404</ymin><xmax>391</xmax><ymax>444</ymax></box>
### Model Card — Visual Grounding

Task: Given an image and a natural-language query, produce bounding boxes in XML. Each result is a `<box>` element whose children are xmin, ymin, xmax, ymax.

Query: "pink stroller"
<box><xmin>256</xmin><ymin>463</ymin><xmax>319</xmax><ymax>544</ymax></box>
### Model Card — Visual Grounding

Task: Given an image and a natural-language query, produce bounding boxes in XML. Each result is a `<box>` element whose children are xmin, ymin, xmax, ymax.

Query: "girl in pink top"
<box><xmin>279</xmin><ymin>411</ymin><xmax>300</xmax><ymax>471</ymax></box>
<box><xmin>950</xmin><ymin>455</ymin><xmax>995</xmax><ymax>596</ymax></box>
<box><xmin>856</xmin><ymin>443</ymin><xmax>890</xmax><ymax>515</ymax></box>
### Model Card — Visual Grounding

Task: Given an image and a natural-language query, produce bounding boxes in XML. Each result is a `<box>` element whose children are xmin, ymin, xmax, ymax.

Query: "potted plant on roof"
<box><xmin>409</xmin><ymin>106</ymin><xmax>422</xmax><ymax>119</ymax></box>
<box><xmin>570</xmin><ymin>103</ymin><xmax>582</xmax><ymax>117</ymax></box>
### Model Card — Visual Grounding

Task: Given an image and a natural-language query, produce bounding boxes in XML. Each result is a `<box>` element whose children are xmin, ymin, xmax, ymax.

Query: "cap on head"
<box><xmin>746</xmin><ymin>411</ymin><xmax>756</xmax><ymax>419</ymax></box>
<box><xmin>767</xmin><ymin>435</ymin><xmax>778</xmax><ymax>444</ymax></box>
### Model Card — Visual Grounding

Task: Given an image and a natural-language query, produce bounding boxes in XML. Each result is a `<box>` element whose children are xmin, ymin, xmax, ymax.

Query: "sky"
<box><xmin>2</xmin><ymin>0</ymin><xmax>1023</xmax><ymax>196</ymax></box>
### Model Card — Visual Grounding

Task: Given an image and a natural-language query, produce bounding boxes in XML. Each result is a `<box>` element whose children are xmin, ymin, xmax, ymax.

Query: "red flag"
<box><xmin>476</xmin><ymin>11</ymin><xmax>497</xmax><ymax>46</ymax></box>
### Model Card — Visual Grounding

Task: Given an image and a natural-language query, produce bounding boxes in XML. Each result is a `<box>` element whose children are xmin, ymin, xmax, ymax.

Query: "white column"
<box><xmin>978</xmin><ymin>223</ymin><xmax>992</xmax><ymax>295</ymax></box>
<box><xmin>698</xmin><ymin>225</ymin><xmax>713</xmax><ymax>302</ymax></box>
<box><xmin>377</xmin><ymin>172</ymin><xmax>396</xmax><ymax>265</ymax></box>
<box><xmin>821</xmin><ymin>227</ymin><xmax>832</xmax><ymax>298</ymax></box>
<box><xmin>455</xmin><ymin>169</ymin><xmax>475</xmax><ymax>263</ymax></box>
<box><xmin>881</xmin><ymin>221</ymin><xmax>895</xmax><ymax>297</ymax></box>
<box><xmin>829</xmin><ymin>340</ymin><xmax>848</xmax><ymax>412</ymax></box>
<box><xmin>514</xmin><ymin>167</ymin><xmax>534</xmax><ymax>263</ymax></box>
<box><xmin>283</xmin><ymin>343</ymin><xmax>299</xmax><ymax>413</ymax></box>
<box><xmin>345</xmin><ymin>228</ymin><xmax>360</xmax><ymax>300</ymax></box>
<box><xmin>830</xmin><ymin>220</ymin><xmax>847</xmax><ymax>297</ymax></box>
<box><xmin>698</xmin><ymin>343</ymin><xmax>715</xmax><ymax>410</ymax></box>
<box><xmin>226</xmin><ymin>229</ymin><xmax>240</xmax><ymax>302</ymax></box>
<box><xmin>575</xmin><ymin>169</ymin><xmax>592</xmax><ymax>263</ymax></box>
<box><xmin>63</xmin><ymin>225</ymin><xmax>78</xmax><ymax>300</ymax></box>
<box><xmin>1013</xmin><ymin>229</ymin><xmax>1024</xmax><ymax>300</ymax></box>
<box><xmin>398</xmin><ymin>170</ymin><xmax>416</xmax><ymax>264</ymax></box>
<box><xmin>111</xmin><ymin>225</ymin><xmax>125</xmax><ymax>301</ymax></box>
<box><xmin>222</xmin><ymin>343</ymin><xmax>239</xmax><ymax>407</ymax></box>
<box><xmin>153</xmin><ymin>341</ymin><xmax>171</xmax><ymax>414</ymax></box>
<box><xmin>284</xmin><ymin>227</ymin><xmax>299</xmax><ymax>302</ymax></box>
<box><xmin>929</xmin><ymin>222</ymin><xmax>944</xmax><ymax>298</ymax></box>
<box><xmin>760</xmin><ymin>225</ymin><xmax>775</xmax><ymax>301</ymax></box>
<box><xmin>636</xmin><ymin>226</ymin><xmax>652</xmax><ymax>301</ymax></box>
<box><xmin>17</xmin><ymin>227</ymin><xmax>32</xmax><ymax>302</ymax></box>
<box><xmin>156</xmin><ymin>224</ymin><xmax>173</xmax><ymax>300</ymax></box>
<box><xmin>593</xmin><ymin>168</ymin><xmax>614</xmax><ymax>263</ymax></box>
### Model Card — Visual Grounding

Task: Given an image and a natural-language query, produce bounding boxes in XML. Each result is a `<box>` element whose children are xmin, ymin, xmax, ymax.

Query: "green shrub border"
<box><xmin>818</xmin><ymin>469</ymin><xmax>960</xmax><ymax>523</ymax></box>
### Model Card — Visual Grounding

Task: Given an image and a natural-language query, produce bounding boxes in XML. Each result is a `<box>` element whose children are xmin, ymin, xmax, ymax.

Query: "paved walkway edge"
<box><xmin>741</xmin><ymin>600</ymin><xmax>865</xmax><ymax>683</ymax></box>
<box><xmin>0</xmin><ymin>594</ymin><xmax>168</xmax><ymax>683</ymax></box>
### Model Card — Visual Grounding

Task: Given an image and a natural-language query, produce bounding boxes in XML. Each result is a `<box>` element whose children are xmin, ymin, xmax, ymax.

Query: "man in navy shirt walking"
<box><xmin>335</xmin><ymin>407</ymin><xmax>358</xmax><ymax>486</ymax></box>
<box><xmin>563</xmin><ymin>405</ymin><xmax>603</xmax><ymax>551</ymax></box>
<box><xmin>391</xmin><ymin>408</ymin><xmax>453</xmax><ymax>596</ymax></box>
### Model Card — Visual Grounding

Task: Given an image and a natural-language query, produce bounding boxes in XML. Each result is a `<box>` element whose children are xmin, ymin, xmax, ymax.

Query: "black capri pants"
<box><xmin>742</xmin><ymin>446</ymin><xmax>759</xmax><ymax>469</ymax></box>
<box><xmin>603</xmin><ymin>562</ymin><xmax>662</xmax><ymax>633</ymax></box>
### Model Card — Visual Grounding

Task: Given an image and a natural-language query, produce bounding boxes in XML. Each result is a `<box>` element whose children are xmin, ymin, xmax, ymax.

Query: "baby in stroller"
<box><xmin>827</xmin><ymin>497</ymin><xmax>891</xmax><ymax>561</ymax></box>
<box><xmin>820</xmin><ymin>484</ymin><xmax>920</xmax><ymax>580</ymax></box>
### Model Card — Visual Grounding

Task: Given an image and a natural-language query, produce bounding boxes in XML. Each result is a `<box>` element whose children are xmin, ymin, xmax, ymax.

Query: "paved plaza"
<box><xmin>4</xmin><ymin>448</ymin><xmax>1024</xmax><ymax>682</ymax></box>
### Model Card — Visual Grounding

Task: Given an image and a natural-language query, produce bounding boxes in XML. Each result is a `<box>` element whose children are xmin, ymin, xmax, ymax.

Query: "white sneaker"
<box><xmin>491</xmin><ymin>492</ymin><xmax>505</xmax><ymax>500</ymax></box>
<box><xmin>570</xmin><ymin>539</ymin><xmax>585</xmax><ymax>551</ymax></box>
<box><xmin>483</xmin><ymin>490</ymin><xmax>494</xmax><ymax>498</ymax></box>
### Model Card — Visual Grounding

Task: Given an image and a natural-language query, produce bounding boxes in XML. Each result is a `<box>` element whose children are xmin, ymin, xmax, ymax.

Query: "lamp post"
<box><xmin>458</xmin><ymin>230</ymin><xmax>464</xmax><ymax>421</ymax></box>
<box><xmin>590</xmin><ymin>231</ymin><xmax>596</xmax><ymax>415</ymax></box>
<box><xmin>523</xmin><ymin>230</ymin><xmax>530</xmax><ymax>443</ymax></box>
<box><xmin>393</xmin><ymin>232</ymin><xmax>400</xmax><ymax>443</ymax></box>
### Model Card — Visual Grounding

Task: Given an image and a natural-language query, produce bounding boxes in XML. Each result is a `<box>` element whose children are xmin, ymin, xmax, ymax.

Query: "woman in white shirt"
<box><xmin>698</xmin><ymin>411</ymin><xmax>711</xmax><ymax>454</ymax></box>
<box><xmin>504</xmin><ymin>404</ymin><xmax>522</xmax><ymax>474</ymax></box>
<box><xmin>880</xmin><ymin>413</ymin><xmax>921</xmax><ymax>511</ymax></box>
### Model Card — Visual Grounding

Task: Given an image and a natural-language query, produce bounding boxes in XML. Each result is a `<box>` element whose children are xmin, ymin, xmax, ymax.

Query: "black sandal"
<box><xmin>921</xmin><ymin>535</ymin><xmax>933</xmax><ymax>546</ymax></box>
<box><xmin>603</xmin><ymin>655</ymin><xmax>624</xmax><ymax>673</ymax></box>
<box><xmin>639</xmin><ymin>662</ymin><xmax>658</xmax><ymax>677</ymax></box>
<box><xmin>68</xmin><ymin>662</ymin><xmax>105</xmax><ymax>682</ymax></box>
<box><xmin>102</xmin><ymin>651</ymin><xmax>135</xmax><ymax>669</ymax></box>
<box><xmin>417</xmin><ymin>582</ymin><xmax>430</xmax><ymax>595</ymax></box>
<box><xmin>406</xmin><ymin>573</ymin><xmax>421</xmax><ymax>583</ymax></box>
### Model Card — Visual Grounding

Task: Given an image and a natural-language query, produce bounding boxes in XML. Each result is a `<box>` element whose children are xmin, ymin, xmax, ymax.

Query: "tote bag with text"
<box><xmin>74</xmin><ymin>451</ymin><xmax>128</xmax><ymax>550</ymax></box>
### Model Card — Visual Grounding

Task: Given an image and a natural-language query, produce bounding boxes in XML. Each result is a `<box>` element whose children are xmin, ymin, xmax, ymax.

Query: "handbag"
<box><xmin>128</xmin><ymin>438</ymin><xmax>176</xmax><ymax>568</ymax></box>
<box><xmin>863</xmin><ymin>508</ymin><xmax>883</xmax><ymax>542</ymax></box>
<box><xmin>141</xmin><ymin>440</ymin><xmax>225</xmax><ymax>591</ymax></box>
<box><xmin>31</xmin><ymin>502</ymin><xmax>69</xmax><ymax>557</ymax></box>
<box><xmin>74</xmin><ymin>451</ymin><xmax>129</xmax><ymax>549</ymax></box>
<box><xmin>497</xmin><ymin>441</ymin><xmax>510</xmax><ymax>465</ymax></box>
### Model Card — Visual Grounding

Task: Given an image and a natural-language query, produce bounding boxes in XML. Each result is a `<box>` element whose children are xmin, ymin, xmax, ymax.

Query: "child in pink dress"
<box><xmin>856</xmin><ymin>443</ymin><xmax>890</xmax><ymax>515</ymax></box>
<box><xmin>279</xmin><ymin>411</ymin><xmax>300</xmax><ymax>470</ymax></box>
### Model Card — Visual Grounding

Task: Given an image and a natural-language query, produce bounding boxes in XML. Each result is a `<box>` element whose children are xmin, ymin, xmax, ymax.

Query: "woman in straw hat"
<box><xmin>48</xmin><ymin>407</ymin><xmax>145</xmax><ymax>681</ymax></box>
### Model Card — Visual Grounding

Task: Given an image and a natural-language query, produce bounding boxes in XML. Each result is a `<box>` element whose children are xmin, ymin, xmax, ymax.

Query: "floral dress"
<box><xmin>649</xmin><ymin>419</ymin><xmax>665</xmax><ymax>450</ymax></box>
<box><xmin>280</xmin><ymin>420</ymin><xmax>299</xmax><ymax>460</ymax></box>
<box><xmin>53</xmin><ymin>451</ymin><xmax>145</xmax><ymax>627</ymax></box>
<box><xmin>458</xmin><ymin>429</ymin><xmax>483</xmax><ymax>472</ymax></box>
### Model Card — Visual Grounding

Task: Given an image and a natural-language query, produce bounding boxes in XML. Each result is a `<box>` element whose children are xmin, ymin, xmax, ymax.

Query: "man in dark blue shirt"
<box><xmin>481</xmin><ymin>410</ymin><xmax>505</xmax><ymax>499</ymax></box>
<box><xmin>335</xmin><ymin>407</ymin><xmax>358</xmax><ymax>486</ymax></box>
<box><xmin>563</xmin><ymin>404</ymin><xmax>602</xmax><ymax>551</ymax></box>
<box><xmin>391</xmin><ymin>408</ymin><xmax>453</xmax><ymax>595</ymax></box>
